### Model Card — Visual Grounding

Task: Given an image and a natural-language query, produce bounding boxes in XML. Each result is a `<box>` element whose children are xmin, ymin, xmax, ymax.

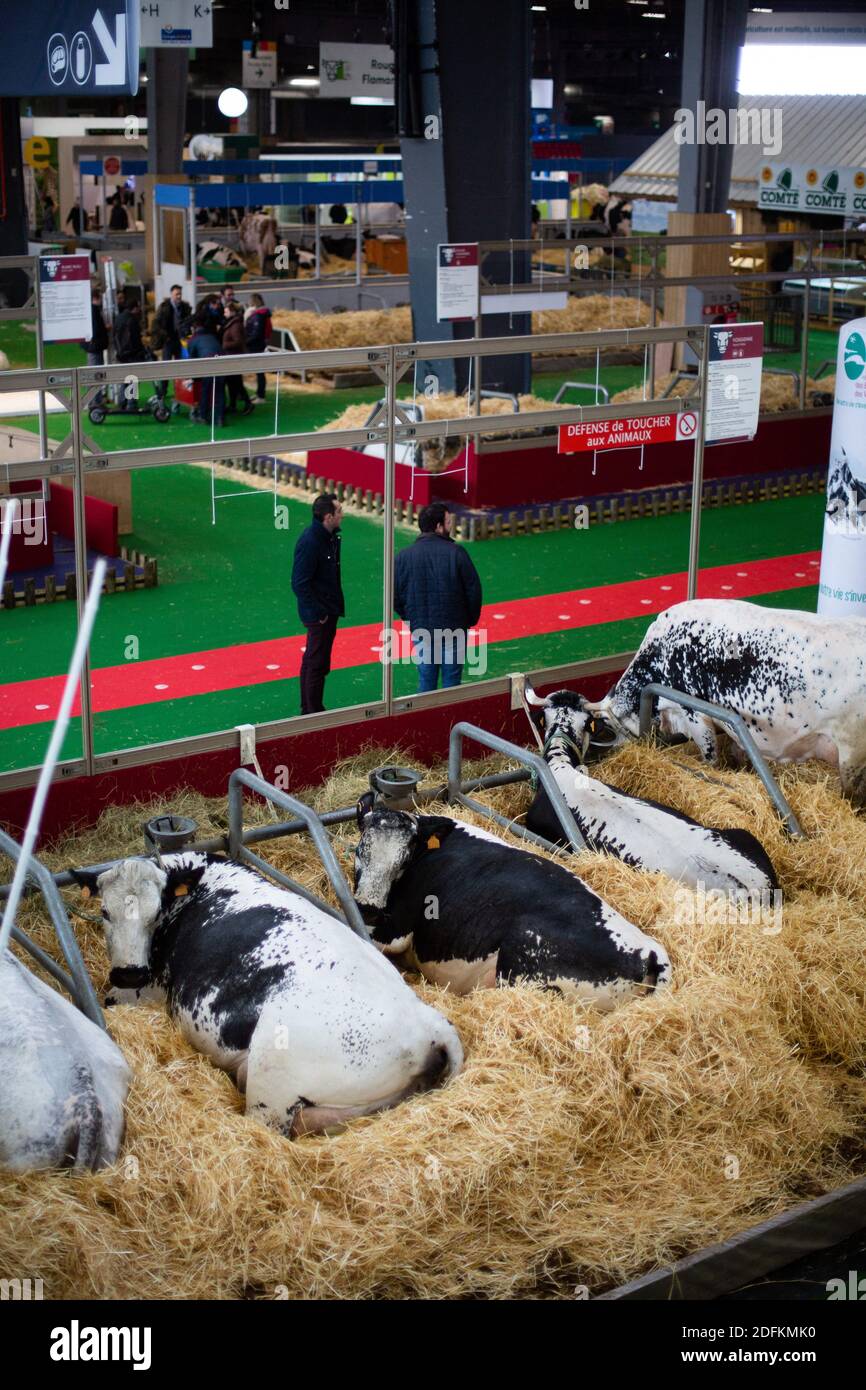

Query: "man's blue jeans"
<box><xmin>417</xmin><ymin>661</ymin><xmax>463</xmax><ymax>692</ymax></box>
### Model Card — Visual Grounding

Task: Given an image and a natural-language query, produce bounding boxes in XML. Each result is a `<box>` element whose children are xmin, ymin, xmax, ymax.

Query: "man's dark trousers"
<box><xmin>300</xmin><ymin>616</ymin><xmax>338</xmax><ymax>714</ymax></box>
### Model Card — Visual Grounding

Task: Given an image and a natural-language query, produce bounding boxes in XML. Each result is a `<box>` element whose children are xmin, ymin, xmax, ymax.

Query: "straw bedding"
<box><xmin>314</xmin><ymin>392</ymin><xmax>566</xmax><ymax>473</ymax></box>
<box><xmin>612</xmin><ymin>371</ymin><xmax>837</xmax><ymax>413</ymax></box>
<box><xmin>270</xmin><ymin>294</ymin><xmax>651</xmax><ymax>354</ymax></box>
<box><xmin>2</xmin><ymin>741</ymin><xmax>865</xmax><ymax>1300</ymax></box>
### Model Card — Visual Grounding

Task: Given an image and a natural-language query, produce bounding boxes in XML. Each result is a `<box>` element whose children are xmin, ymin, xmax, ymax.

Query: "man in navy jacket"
<box><xmin>291</xmin><ymin>493</ymin><xmax>345</xmax><ymax>714</ymax></box>
<box><xmin>394</xmin><ymin>502</ymin><xmax>482</xmax><ymax>691</ymax></box>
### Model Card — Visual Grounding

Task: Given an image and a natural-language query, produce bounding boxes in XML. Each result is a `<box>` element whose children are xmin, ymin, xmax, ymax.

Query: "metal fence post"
<box><xmin>383</xmin><ymin>346</ymin><xmax>397</xmax><ymax>716</ymax></box>
<box><xmin>686</xmin><ymin>326</ymin><xmax>710</xmax><ymax>601</ymax></box>
<box><xmin>71</xmin><ymin>370</ymin><xmax>95</xmax><ymax>775</ymax></box>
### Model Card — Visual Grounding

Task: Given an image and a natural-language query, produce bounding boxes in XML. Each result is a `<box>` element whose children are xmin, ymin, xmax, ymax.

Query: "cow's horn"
<box><xmin>523</xmin><ymin>680</ymin><xmax>546</xmax><ymax>707</ymax></box>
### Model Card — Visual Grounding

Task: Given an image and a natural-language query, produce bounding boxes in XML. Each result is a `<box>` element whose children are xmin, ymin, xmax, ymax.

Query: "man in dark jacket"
<box><xmin>151</xmin><ymin>284</ymin><xmax>191</xmax><ymax>404</ymax></box>
<box><xmin>81</xmin><ymin>287</ymin><xmax>109</xmax><ymax>404</ymax></box>
<box><xmin>291</xmin><ymin>493</ymin><xmax>345</xmax><ymax>715</ymax></box>
<box><xmin>186</xmin><ymin>312</ymin><xmax>225</xmax><ymax>426</ymax></box>
<box><xmin>113</xmin><ymin>300</ymin><xmax>143</xmax><ymax>411</ymax></box>
<box><xmin>394</xmin><ymin>502</ymin><xmax>482</xmax><ymax>691</ymax></box>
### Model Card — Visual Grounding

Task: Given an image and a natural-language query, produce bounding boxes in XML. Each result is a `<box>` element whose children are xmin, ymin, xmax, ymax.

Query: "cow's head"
<box><xmin>354</xmin><ymin>792</ymin><xmax>455</xmax><ymax>948</ymax></box>
<box><xmin>69</xmin><ymin>857</ymin><xmax>205</xmax><ymax>1003</ymax></box>
<box><xmin>524</xmin><ymin>686</ymin><xmax>619</xmax><ymax>764</ymax></box>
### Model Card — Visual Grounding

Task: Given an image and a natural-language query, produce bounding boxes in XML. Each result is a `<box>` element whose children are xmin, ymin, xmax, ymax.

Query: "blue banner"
<box><xmin>0</xmin><ymin>1</ymin><xmax>139</xmax><ymax>96</ymax></box>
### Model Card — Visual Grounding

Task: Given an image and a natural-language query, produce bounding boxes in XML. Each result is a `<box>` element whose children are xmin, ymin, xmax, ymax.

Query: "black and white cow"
<box><xmin>70</xmin><ymin>853</ymin><xmax>463</xmax><ymax>1137</ymax></box>
<box><xmin>577</xmin><ymin>600</ymin><xmax>866</xmax><ymax>807</ymax></box>
<box><xmin>524</xmin><ymin>689</ymin><xmax>778</xmax><ymax>892</ymax></box>
<box><xmin>0</xmin><ymin>951</ymin><xmax>130</xmax><ymax>1172</ymax></box>
<box><xmin>353</xmin><ymin>795</ymin><xmax>671</xmax><ymax>1009</ymax></box>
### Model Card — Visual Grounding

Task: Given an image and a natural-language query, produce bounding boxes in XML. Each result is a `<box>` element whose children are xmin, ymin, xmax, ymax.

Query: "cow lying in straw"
<box><xmin>0</xmin><ymin>950</ymin><xmax>130</xmax><ymax>1171</ymax></box>
<box><xmin>353</xmin><ymin>794</ymin><xmax>670</xmax><ymax>1008</ymax></box>
<box><xmin>70</xmin><ymin>853</ymin><xmax>463</xmax><ymax>1137</ymax></box>
<box><xmin>524</xmin><ymin>688</ymin><xmax>778</xmax><ymax>892</ymax></box>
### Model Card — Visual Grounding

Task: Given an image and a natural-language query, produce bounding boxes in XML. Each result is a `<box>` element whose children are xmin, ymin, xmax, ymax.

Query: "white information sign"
<box><xmin>436</xmin><ymin>244</ymin><xmax>480</xmax><ymax>323</ymax></box>
<box><xmin>140</xmin><ymin>1</ymin><xmax>213</xmax><ymax>49</ymax></box>
<box><xmin>706</xmin><ymin>322</ymin><xmax>764</xmax><ymax>443</ymax></box>
<box><xmin>39</xmin><ymin>253</ymin><xmax>92</xmax><ymax>342</ymax></box>
<box><xmin>319</xmin><ymin>42</ymin><xmax>394</xmax><ymax>99</ymax></box>
<box><xmin>818</xmin><ymin>317</ymin><xmax>866</xmax><ymax>616</ymax></box>
<box><xmin>242</xmin><ymin>41</ymin><xmax>276</xmax><ymax>89</ymax></box>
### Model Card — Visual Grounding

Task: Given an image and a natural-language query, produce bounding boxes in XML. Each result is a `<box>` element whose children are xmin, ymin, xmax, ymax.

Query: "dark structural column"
<box><xmin>393</xmin><ymin>0</ymin><xmax>531</xmax><ymax>395</ymax></box>
<box><xmin>0</xmin><ymin>100</ymin><xmax>29</xmax><ymax>307</ymax></box>
<box><xmin>146</xmin><ymin>48</ymin><xmax>189</xmax><ymax>175</ymax></box>
<box><xmin>674</xmin><ymin>0</ymin><xmax>749</xmax><ymax>329</ymax></box>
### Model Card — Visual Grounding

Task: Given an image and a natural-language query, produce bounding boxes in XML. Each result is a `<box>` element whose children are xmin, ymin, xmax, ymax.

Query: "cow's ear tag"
<box><xmin>426</xmin><ymin>835</ymin><xmax>440</xmax><ymax>850</ymax></box>
<box><xmin>80</xmin><ymin>885</ymin><xmax>91</xmax><ymax>900</ymax></box>
<box><xmin>174</xmin><ymin>884</ymin><xmax>189</xmax><ymax>897</ymax></box>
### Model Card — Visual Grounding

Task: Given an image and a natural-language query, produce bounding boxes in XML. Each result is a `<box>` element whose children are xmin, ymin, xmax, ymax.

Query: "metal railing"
<box><xmin>0</xmin><ymin>311</ymin><xmax>781</xmax><ymax>801</ymax></box>
<box><xmin>637</xmin><ymin>683</ymin><xmax>804</xmax><ymax>838</ymax></box>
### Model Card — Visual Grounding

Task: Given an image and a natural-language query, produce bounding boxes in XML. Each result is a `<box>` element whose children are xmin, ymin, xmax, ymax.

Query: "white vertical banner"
<box><xmin>817</xmin><ymin>318</ymin><xmax>866</xmax><ymax>616</ymax></box>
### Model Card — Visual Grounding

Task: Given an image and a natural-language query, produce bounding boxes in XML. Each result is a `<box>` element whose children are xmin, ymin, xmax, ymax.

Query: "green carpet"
<box><xmin>0</xmin><ymin>464</ymin><xmax>825</xmax><ymax>772</ymax></box>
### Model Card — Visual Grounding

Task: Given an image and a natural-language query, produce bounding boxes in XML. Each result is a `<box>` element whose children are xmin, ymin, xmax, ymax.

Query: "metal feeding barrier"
<box><xmin>0</xmin><ymin>825</ymin><xmax>104</xmax><ymax>1027</ymax></box>
<box><xmin>447</xmin><ymin>721</ymin><xmax>586</xmax><ymax>851</ymax></box>
<box><xmin>226</xmin><ymin>768</ymin><xmax>370</xmax><ymax>941</ymax></box>
<box><xmin>637</xmin><ymin>683</ymin><xmax>804</xmax><ymax>839</ymax></box>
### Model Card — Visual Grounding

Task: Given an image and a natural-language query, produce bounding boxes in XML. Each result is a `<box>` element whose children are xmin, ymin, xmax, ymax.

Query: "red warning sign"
<box><xmin>557</xmin><ymin>411</ymin><xmax>699</xmax><ymax>453</ymax></box>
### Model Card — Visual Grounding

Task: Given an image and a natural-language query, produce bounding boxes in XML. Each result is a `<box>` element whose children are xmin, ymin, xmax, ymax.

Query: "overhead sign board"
<box><xmin>436</xmin><ymin>244</ymin><xmax>479</xmax><ymax>323</ymax></box>
<box><xmin>558</xmin><ymin>412</ymin><xmax>699</xmax><ymax>454</ymax></box>
<box><xmin>39</xmin><ymin>254</ymin><xmax>92</xmax><ymax>343</ymax></box>
<box><xmin>242</xmin><ymin>39</ymin><xmax>276</xmax><ymax>89</ymax></box>
<box><xmin>140</xmin><ymin>1</ymin><xmax>213</xmax><ymax>49</ymax></box>
<box><xmin>319</xmin><ymin>42</ymin><xmax>394</xmax><ymax>99</ymax></box>
<box><xmin>745</xmin><ymin>11</ymin><xmax>866</xmax><ymax>44</ymax></box>
<box><xmin>0</xmin><ymin>2</ymin><xmax>139</xmax><ymax>96</ymax></box>
<box><xmin>706</xmin><ymin>323</ymin><xmax>764</xmax><ymax>444</ymax></box>
<box><xmin>758</xmin><ymin>162</ymin><xmax>866</xmax><ymax>217</ymax></box>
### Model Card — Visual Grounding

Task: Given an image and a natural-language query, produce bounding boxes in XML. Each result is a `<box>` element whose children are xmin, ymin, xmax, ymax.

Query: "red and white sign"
<box><xmin>103</xmin><ymin>155</ymin><xmax>121</xmax><ymax>176</ymax></box>
<box><xmin>707</xmin><ymin>321</ymin><xmax>763</xmax><ymax>443</ymax></box>
<box><xmin>39</xmin><ymin>253</ymin><xmax>92</xmax><ymax>342</ymax></box>
<box><xmin>436</xmin><ymin>243</ymin><xmax>479</xmax><ymax>322</ymax></box>
<box><xmin>557</xmin><ymin>411</ymin><xmax>699</xmax><ymax>454</ymax></box>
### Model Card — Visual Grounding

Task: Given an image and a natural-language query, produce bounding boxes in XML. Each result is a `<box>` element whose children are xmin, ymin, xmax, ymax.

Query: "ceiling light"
<box><xmin>217</xmin><ymin>88</ymin><xmax>248</xmax><ymax>118</ymax></box>
<box><xmin>350</xmin><ymin>97</ymin><xmax>395</xmax><ymax>106</ymax></box>
<box><xmin>289</xmin><ymin>76</ymin><xmax>320</xmax><ymax>88</ymax></box>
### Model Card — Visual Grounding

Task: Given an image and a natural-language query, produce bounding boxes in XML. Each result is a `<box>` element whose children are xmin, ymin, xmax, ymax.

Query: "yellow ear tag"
<box><xmin>174</xmin><ymin>884</ymin><xmax>189</xmax><ymax>897</ymax></box>
<box><xmin>427</xmin><ymin>835</ymin><xmax>440</xmax><ymax>850</ymax></box>
<box><xmin>80</xmin><ymin>886</ymin><xmax>91</xmax><ymax>900</ymax></box>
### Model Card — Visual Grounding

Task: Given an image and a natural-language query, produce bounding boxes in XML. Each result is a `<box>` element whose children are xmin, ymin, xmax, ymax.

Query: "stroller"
<box><xmin>88</xmin><ymin>347</ymin><xmax>171</xmax><ymax>425</ymax></box>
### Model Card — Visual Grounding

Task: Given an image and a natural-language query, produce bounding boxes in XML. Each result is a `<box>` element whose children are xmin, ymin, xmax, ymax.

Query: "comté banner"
<box><xmin>557</xmin><ymin>412</ymin><xmax>699</xmax><ymax>453</ymax></box>
<box><xmin>758</xmin><ymin>162</ymin><xmax>866</xmax><ymax>216</ymax></box>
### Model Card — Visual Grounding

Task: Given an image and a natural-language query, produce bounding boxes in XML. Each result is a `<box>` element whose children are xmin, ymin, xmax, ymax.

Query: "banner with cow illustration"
<box><xmin>817</xmin><ymin>317</ymin><xmax>866</xmax><ymax>616</ymax></box>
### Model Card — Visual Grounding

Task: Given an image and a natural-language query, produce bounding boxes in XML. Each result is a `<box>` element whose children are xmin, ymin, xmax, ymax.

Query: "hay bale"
<box><xmin>2</xmin><ymin>742</ymin><xmax>866</xmax><ymax>1299</ymax></box>
<box><xmin>532</xmin><ymin>293</ymin><xmax>651</xmax><ymax>342</ymax></box>
<box><xmin>270</xmin><ymin>306</ymin><xmax>412</xmax><ymax>352</ymax></box>
<box><xmin>612</xmin><ymin>371</ymin><xmax>838</xmax><ymax>413</ymax></box>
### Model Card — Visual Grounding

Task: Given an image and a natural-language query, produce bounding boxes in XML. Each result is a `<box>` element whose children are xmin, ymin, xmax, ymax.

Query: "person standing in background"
<box><xmin>186</xmin><ymin>307</ymin><xmax>225</xmax><ymax>427</ymax></box>
<box><xmin>65</xmin><ymin>198</ymin><xmax>84</xmax><ymax>236</ymax></box>
<box><xmin>244</xmin><ymin>293</ymin><xmax>272</xmax><ymax>403</ymax></box>
<box><xmin>81</xmin><ymin>286</ymin><xmax>108</xmax><ymax>405</ymax></box>
<box><xmin>291</xmin><ymin>494</ymin><xmax>345</xmax><ymax>715</ymax></box>
<box><xmin>221</xmin><ymin>302</ymin><xmax>255</xmax><ymax>416</ymax></box>
<box><xmin>394</xmin><ymin>502</ymin><xmax>482</xmax><ymax>692</ymax></box>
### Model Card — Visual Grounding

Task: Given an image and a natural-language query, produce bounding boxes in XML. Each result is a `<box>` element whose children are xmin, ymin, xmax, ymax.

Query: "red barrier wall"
<box><xmin>0</xmin><ymin>670</ymin><xmax>618</xmax><ymax>843</ymax></box>
<box><xmin>49</xmin><ymin>483</ymin><xmax>119</xmax><ymax>558</ymax></box>
<box><xmin>314</xmin><ymin>411</ymin><xmax>831</xmax><ymax>511</ymax></box>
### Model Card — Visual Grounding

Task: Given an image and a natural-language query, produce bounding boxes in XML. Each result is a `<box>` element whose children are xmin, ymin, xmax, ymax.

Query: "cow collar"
<box><xmin>543</xmin><ymin>726</ymin><xmax>586</xmax><ymax>766</ymax></box>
